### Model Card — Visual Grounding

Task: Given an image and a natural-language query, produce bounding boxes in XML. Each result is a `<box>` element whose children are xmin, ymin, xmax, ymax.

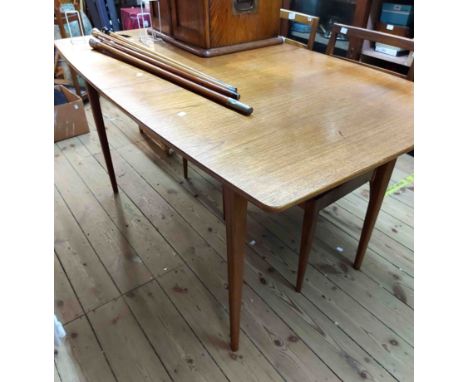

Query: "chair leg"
<box><xmin>54</xmin><ymin>50</ymin><xmax>60</xmax><ymax>74</ymax></box>
<box><xmin>183</xmin><ymin>158</ymin><xmax>188</xmax><ymax>179</ymax></box>
<box><xmin>70</xmin><ymin>67</ymin><xmax>81</xmax><ymax>98</ymax></box>
<box><xmin>296</xmin><ymin>198</ymin><xmax>320</xmax><ymax>292</ymax></box>
<box><xmin>354</xmin><ymin>159</ymin><xmax>397</xmax><ymax>269</ymax></box>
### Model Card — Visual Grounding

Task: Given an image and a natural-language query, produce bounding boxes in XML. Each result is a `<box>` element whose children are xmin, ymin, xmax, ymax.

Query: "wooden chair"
<box><xmin>326</xmin><ymin>23</ymin><xmax>414</xmax><ymax>81</ymax></box>
<box><xmin>279</xmin><ymin>8</ymin><xmax>319</xmax><ymax>50</ymax></box>
<box><xmin>294</xmin><ymin>24</ymin><xmax>415</xmax><ymax>292</ymax></box>
<box><xmin>54</xmin><ymin>0</ymin><xmax>84</xmax><ymax>97</ymax></box>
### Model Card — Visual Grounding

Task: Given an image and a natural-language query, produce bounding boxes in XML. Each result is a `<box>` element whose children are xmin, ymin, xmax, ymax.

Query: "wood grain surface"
<box><xmin>55</xmin><ymin>32</ymin><xmax>413</xmax><ymax>212</ymax></box>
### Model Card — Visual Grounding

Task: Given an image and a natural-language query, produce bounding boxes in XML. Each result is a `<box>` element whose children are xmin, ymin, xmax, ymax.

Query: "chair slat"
<box><xmin>279</xmin><ymin>8</ymin><xmax>319</xmax><ymax>50</ymax></box>
<box><xmin>326</xmin><ymin>23</ymin><xmax>414</xmax><ymax>81</ymax></box>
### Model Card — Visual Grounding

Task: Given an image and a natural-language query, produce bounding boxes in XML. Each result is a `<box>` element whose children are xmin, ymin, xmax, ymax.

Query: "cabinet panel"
<box><xmin>151</xmin><ymin>0</ymin><xmax>172</xmax><ymax>35</ymax></box>
<box><xmin>170</xmin><ymin>0</ymin><xmax>209</xmax><ymax>48</ymax></box>
<box><xmin>209</xmin><ymin>0</ymin><xmax>282</xmax><ymax>48</ymax></box>
<box><xmin>150</xmin><ymin>0</ymin><xmax>284</xmax><ymax>54</ymax></box>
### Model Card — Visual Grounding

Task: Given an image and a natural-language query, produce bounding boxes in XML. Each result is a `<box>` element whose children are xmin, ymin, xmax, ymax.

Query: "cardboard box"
<box><xmin>54</xmin><ymin>85</ymin><xmax>89</xmax><ymax>142</ymax></box>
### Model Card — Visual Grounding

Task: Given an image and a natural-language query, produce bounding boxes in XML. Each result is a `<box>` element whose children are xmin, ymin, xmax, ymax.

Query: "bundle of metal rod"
<box><xmin>92</xmin><ymin>28</ymin><xmax>240</xmax><ymax>100</ymax></box>
<box><xmin>102</xmin><ymin>29</ymin><xmax>238</xmax><ymax>94</ymax></box>
<box><xmin>89</xmin><ymin>30</ymin><xmax>253</xmax><ymax>115</ymax></box>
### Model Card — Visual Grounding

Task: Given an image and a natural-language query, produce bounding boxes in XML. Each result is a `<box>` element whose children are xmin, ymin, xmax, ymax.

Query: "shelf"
<box><xmin>361</xmin><ymin>47</ymin><xmax>412</xmax><ymax>67</ymax></box>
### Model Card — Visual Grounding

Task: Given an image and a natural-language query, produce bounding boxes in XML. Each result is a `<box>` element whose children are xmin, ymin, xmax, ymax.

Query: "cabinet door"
<box><xmin>151</xmin><ymin>0</ymin><xmax>173</xmax><ymax>35</ymax></box>
<box><xmin>209</xmin><ymin>0</ymin><xmax>282</xmax><ymax>48</ymax></box>
<box><xmin>169</xmin><ymin>0</ymin><xmax>210</xmax><ymax>48</ymax></box>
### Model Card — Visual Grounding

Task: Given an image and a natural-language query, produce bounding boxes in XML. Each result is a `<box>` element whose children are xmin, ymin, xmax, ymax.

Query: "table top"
<box><xmin>55</xmin><ymin>33</ymin><xmax>413</xmax><ymax>212</ymax></box>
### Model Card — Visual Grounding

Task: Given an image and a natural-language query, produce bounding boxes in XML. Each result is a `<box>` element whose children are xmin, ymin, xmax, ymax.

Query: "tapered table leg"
<box><xmin>86</xmin><ymin>82</ymin><xmax>118</xmax><ymax>194</ymax></box>
<box><xmin>222</xmin><ymin>185</ymin><xmax>226</xmax><ymax>221</ymax></box>
<box><xmin>183</xmin><ymin>158</ymin><xmax>188</xmax><ymax>179</ymax></box>
<box><xmin>296</xmin><ymin>199</ymin><xmax>320</xmax><ymax>292</ymax></box>
<box><xmin>354</xmin><ymin>159</ymin><xmax>396</xmax><ymax>269</ymax></box>
<box><xmin>224</xmin><ymin>186</ymin><xmax>248</xmax><ymax>351</ymax></box>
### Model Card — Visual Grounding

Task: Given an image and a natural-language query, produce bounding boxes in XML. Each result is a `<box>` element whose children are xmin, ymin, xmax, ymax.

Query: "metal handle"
<box><xmin>233</xmin><ymin>0</ymin><xmax>257</xmax><ymax>14</ymax></box>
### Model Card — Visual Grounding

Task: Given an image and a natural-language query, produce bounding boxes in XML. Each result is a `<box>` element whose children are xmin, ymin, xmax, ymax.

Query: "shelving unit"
<box><xmin>361</xmin><ymin>46</ymin><xmax>413</xmax><ymax>66</ymax></box>
<box><xmin>361</xmin><ymin>0</ymin><xmax>414</xmax><ymax>71</ymax></box>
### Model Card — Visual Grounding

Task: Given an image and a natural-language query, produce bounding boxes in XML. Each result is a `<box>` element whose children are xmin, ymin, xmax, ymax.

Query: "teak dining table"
<box><xmin>55</xmin><ymin>33</ymin><xmax>413</xmax><ymax>352</ymax></box>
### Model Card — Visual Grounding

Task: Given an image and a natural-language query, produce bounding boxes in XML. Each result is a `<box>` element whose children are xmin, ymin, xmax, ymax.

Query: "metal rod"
<box><xmin>103</xmin><ymin>29</ymin><xmax>237</xmax><ymax>92</ymax></box>
<box><xmin>93</xmin><ymin>28</ymin><xmax>238</xmax><ymax>95</ymax></box>
<box><xmin>92</xmin><ymin>31</ymin><xmax>240</xmax><ymax>99</ymax></box>
<box><xmin>89</xmin><ymin>37</ymin><xmax>253</xmax><ymax>116</ymax></box>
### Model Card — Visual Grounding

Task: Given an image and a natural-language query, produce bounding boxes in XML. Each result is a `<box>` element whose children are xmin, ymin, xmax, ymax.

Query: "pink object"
<box><xmin>120</xmin><ymin>7</ymin><xmax>151</xmax><ymax>31</ymax></box>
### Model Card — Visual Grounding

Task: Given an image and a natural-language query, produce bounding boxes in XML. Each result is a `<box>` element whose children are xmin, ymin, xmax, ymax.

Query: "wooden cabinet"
<box><xmin>209</xmin><ymin>0</ymin><xmax>282</xmax><ymax>47</ymax></box>
<box><xmin>150</xmin><ymin>0</ymin><xmax>283</xmax><ymax>56</ymax></box>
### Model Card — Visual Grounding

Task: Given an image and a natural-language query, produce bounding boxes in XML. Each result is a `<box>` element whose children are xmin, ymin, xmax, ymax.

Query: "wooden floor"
<box><xmin>54</xmin><ymin>99</ymin><xmax>414</xmax><ymax>382</ymax></box>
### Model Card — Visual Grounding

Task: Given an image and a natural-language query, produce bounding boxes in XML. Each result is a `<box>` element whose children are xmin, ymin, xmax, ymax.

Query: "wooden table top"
<box><xmin>55</xmin><ymin>33</ymin><xmax>413</xmax><ymax>212</ymax></box>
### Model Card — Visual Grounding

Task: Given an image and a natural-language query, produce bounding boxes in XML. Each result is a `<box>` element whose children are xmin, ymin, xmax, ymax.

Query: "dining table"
<box><xmin>55</xmin><ymin>31</ymin><xmax>413</xmax><ymax>352</ymax></box>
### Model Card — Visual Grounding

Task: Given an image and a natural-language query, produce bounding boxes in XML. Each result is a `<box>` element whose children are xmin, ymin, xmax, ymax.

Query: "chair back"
<box><xmin>326</xmin><ymin>23</ymin><xmax>414</xmax><ymax>81</ymax></box>
<box><xmin>54</xmin><ymin>0</ymin><xmax>82</xmax><ymax>38</ymax></box>
<box><xmin>279</xmin><ymin>8</ymin><xmax>319</xmax><ymax>50</ymax></box>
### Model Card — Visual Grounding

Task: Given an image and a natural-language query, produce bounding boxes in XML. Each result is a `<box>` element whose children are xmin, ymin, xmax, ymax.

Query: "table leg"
<box><xmin>354</xmin><ymin>159</ymin><xmax>396</xmax><ymax>269</ymax></box>
<box><xmin>86</xmin><ymin>82</ymin><xmax>118</xmax><ymax>194</ymax></box>
<box><xmin>183</xmin><ymin>158</ymin><xmax>188</xmax><ymax>179</ymax></box>
<box><xmin>222</xmin><ymin>185</ymin><xmax>226</xmax><ymax>221</ymax></box>
<box><xmin>224</xmin><ymin>186</ymin><xmax>247</xmax><ymax>351</ymax></box>
<box><xmin>296</xmin><ymin>199</ymin><xmax>319</xmax><ymax>292</ymax></box>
